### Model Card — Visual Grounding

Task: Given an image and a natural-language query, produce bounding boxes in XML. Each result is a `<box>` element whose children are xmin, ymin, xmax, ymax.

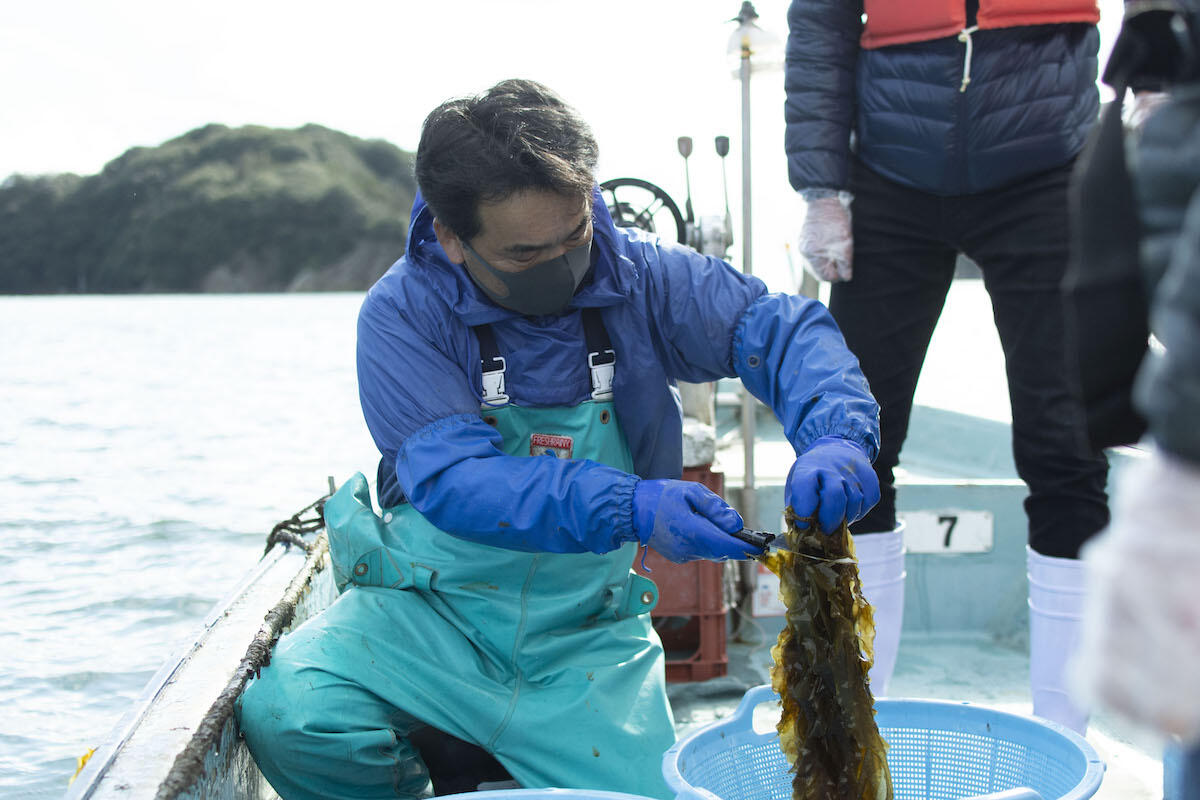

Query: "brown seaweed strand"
<box><xmin>769</xmin><ymin>512</ymin><xmax>893</xmax><ymax>800</ymax></box>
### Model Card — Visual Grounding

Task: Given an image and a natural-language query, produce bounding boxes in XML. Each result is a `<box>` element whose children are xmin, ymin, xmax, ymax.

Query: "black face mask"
<box><xmin>461</xmin><ymin>239</ymin><xmax>592</xmax><ymax>316</ymax></box>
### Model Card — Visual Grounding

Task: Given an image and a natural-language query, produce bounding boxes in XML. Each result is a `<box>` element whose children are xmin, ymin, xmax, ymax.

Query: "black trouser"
<box><xmin>829</xmin><ymin>159</ymin><xmax>1110</xmax><ymax>558</ymax></box>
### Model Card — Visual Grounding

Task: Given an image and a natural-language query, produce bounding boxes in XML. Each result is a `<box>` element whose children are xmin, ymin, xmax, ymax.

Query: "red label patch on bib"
<box><xmin>530</xmin><ymin>433</ymin><xmax>574</xmax><ymax>459</ymax></box>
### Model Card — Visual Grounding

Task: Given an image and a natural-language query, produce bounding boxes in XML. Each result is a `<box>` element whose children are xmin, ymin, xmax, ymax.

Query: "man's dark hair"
<box><xmin>415</xmin><ymin>79</ymin><xmax>599</xmax><ymax>241</ymax></box>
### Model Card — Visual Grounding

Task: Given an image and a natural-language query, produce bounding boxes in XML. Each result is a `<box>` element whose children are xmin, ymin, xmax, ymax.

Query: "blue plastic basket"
<box><xmin>663</xmin><ymin>685</ymin><xmax>1105</xmax><ymax>800</ymax></box>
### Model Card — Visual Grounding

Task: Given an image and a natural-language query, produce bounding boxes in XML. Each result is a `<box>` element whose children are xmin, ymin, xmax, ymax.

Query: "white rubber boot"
<box><xmin>855</xmin><ymin>523</ymin><xmax>906</xmax><ymax>698</ymax></box>
<box><xmin>1027</xmin><ymin>546</ymin><xmax>1090</xmax><ymax>734</ymax></box>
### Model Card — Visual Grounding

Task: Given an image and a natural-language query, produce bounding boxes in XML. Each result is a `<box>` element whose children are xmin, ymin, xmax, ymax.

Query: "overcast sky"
<box><xmin>1</xmin><ymin>0</ymin><xmax>1125</xmax><ymax>290</ymax></box>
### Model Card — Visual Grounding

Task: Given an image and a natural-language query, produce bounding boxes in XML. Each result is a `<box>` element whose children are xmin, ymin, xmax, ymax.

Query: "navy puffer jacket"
<box><xmin>784</xmin><ymin>0</ymin><xmax>1100</xmax><ymax>196</ymax></box>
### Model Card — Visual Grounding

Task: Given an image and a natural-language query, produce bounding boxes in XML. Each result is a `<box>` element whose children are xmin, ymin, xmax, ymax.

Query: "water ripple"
<box><xmin>1</xmin><ymin>292</ymin><xmax>379</xmax><ymax>798</ymax></box>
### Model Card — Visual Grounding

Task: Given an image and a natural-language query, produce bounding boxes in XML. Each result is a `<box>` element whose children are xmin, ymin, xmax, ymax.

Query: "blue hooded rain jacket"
<box><xmin>356</xmin><ymin>190</ymin><xmax>879</xmax><ymax>554</ymax></box>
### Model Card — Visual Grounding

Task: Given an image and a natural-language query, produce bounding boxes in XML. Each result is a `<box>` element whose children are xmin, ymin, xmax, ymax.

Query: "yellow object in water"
<box><xmin>69</xmin><ymin>747</ymin><xmax>96</xmax><ymax>785</ymax></box>
<box><xmin>764</xmin><ymin>510</ymin><xmax>892</xmax><ymax>800</ymax></box>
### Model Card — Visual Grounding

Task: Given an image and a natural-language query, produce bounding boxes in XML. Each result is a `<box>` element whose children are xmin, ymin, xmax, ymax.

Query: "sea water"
<box><xmin>0</xmin><ymin>286</ymin><xmax>1010</xmax><ymax>799</ymax></box>
<box><xmin>0</xmin><ymin>294</ymin><xmax>380</xmax><ymax>798</ymax></box>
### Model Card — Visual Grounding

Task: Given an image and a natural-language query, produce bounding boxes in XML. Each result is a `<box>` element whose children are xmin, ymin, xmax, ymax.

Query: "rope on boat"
<box><xmin>263</xmin><ymin>493</ymin><xmax>329</xmax><ymax>554</ymax></box>
<box><xmin>154</xmin><ymin>493</ymin><xmax>332</xmax><ymax>800</ymax></box>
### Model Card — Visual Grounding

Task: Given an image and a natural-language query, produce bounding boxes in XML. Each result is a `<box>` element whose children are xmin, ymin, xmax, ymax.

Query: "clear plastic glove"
<box><xmin>632</xmin><ymin>479</ymin><xmax>749</xmax><ymax>563</ymax></box>
<box><xmin>798</xmin><ymin>189</ymin><xmax>854</xmax><ymax>283</ymax></box>
<box><xmin>786</xmin><ymin>436</ymin><xmax>880</xmax><ymax>534</ymax></box>
<box><xmin>1072</xmin><ymin>451</ymin><xmax>1200</xmax><ymax>744</ymax></box>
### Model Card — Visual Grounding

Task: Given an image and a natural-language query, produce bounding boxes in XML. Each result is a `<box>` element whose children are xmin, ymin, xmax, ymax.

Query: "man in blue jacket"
<box><xmin>235</xmin><ymin>79</ymin><xmax>881</xmax><ymax>799</ymax></box>
<box><xmin>785</xmin><ymin>0</ymin><xmax>1111</xmax><ymax>732</ymax></box>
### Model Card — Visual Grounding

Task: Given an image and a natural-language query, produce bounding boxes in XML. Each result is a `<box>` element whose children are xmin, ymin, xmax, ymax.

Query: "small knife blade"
<box><xmin>730</xmin><ymin>527</ymin><xmax>795</xmax><ymax>554</ymax></box>
<box><xmin>729</xmin><ymin>527</ymin><xmax>856</xmax><ymax>564</ymax></box>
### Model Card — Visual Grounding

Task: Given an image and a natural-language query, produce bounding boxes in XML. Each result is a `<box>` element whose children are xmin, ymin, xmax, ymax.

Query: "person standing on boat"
<box><xmin>235</xmin><ymin>78</ymin><xmax>881</xmax><ymax>800</ymax></box>
<box><xmin>784</xmin><ymin>0</ymin><xmax>1111</xmax><ymax>730</ymax></box>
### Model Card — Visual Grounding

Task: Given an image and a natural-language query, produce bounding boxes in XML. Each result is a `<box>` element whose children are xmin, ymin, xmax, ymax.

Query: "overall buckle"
<box><xmin>481</xmin><ymin>355</ymin><xmax>509</xmax><ymax>407</ymax></box>
<box><xmin>589</xmin><ymin>349</ymin><xmax>615</xmax><ymax>401</ymax></box>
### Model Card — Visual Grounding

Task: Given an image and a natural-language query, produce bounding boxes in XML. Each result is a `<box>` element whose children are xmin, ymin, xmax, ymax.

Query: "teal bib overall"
<box><xmin>237</xmin><ymin>366</ymin><xmax>675</xmax><ymax>799</ymax></box>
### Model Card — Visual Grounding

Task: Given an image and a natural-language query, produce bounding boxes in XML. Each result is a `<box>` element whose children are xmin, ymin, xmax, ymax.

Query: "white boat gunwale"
<box><xmin>66</xmin><ymin>519</ymin><xmax>332</xmax><ymax>800</ymax></box>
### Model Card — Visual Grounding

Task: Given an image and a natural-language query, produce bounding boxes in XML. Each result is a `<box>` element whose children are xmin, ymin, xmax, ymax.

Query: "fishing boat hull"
<box><xmin>66</xmin><ymin>532</ymin><xmax>336</xmax><ymax>800</ymax></box>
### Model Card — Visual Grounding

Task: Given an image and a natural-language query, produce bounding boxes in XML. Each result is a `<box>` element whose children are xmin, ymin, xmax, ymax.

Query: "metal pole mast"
<box><xmin>737</xmin><ymin>4</ymin><xmax>757</xmax><ymax>530</ymax></box>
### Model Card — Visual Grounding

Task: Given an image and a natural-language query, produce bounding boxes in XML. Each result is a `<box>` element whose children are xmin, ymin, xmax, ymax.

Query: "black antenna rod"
<box><xmin>715</xmin><ymin>135</ymin><xmax>732</xmax><ymax>241</ymax></box>
<box><xmin>677</xmin><ymin>136</ymin><xmax>695</xmax><ymax>223</ymax></box>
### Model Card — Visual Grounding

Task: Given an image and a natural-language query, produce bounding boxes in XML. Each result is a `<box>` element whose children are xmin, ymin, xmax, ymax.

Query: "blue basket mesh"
<box><xmin>663</xmin><ymin>686</ymin><xmax>1105</xmax><ymax>800</ymax></box>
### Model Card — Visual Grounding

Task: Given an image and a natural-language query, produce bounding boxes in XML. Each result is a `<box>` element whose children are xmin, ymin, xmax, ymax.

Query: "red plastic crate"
<box><xmin>636</xmin><ymin>548</ymin><xmax>727</xmax><ymax>616</ymax></box>
<box><xmin>658</xmin><ymin>612</ymin><xmax>728</xmax><ymax>683</ymax></box>
<box><xmin>634</xmin><ymin>464</ymin><xmax>730</xmax><ymax>682</ymax></box>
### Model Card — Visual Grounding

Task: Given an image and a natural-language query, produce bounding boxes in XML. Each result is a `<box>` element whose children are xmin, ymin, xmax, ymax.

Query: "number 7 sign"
<box><xmin>899</xmin><ymin>510</ymin><xmax>994</xmax><ymax>553</ymax></box>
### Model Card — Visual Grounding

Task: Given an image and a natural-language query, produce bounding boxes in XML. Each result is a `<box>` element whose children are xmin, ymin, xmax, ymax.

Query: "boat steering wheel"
<box><xmin>599</xmin><ymin>177</ymin><xmax>687</xmax><ymax>246</ymax></box>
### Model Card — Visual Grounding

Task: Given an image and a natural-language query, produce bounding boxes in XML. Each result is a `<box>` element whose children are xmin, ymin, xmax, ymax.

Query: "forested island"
<box><xmin>0</xmin><ymin>124</ymin><xmax>417</xmax><ymax>293</ymax></box>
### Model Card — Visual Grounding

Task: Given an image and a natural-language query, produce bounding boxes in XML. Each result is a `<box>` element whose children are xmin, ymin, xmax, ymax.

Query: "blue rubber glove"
<box><xmin>786</xmin><ymin>436</ymin><xmax>880</xmax><ymax>534</ymax></box>
<box><xmin>633</xmin><ymin>479</ymin><xmax>750</xmax><ymax>563</ymax></box>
